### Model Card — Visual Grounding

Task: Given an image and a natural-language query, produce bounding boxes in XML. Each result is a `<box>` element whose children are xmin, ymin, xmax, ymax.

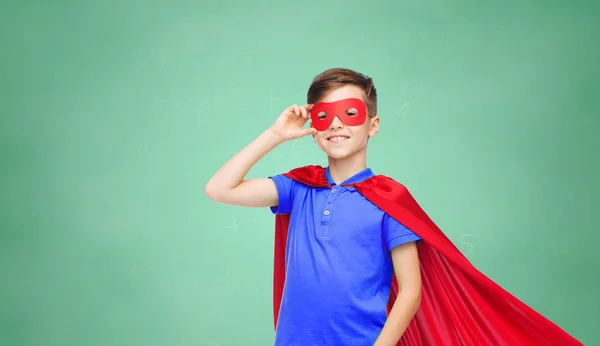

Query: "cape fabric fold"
<box><xmin>272</xmin><ymin>165</ymin><xmax>581</xmax><ymax>345</ymax></box>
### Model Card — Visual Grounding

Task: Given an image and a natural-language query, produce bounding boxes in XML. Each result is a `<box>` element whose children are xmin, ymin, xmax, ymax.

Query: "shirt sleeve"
<box><xmin>268</xmin><ymin>174</ymin><xmax>296</xmax><ymax>215</ymax></box>
<box><xmin>383</xmin><ymin>213</ymin><xmax>422</xmax><ymax>251</ymax></box>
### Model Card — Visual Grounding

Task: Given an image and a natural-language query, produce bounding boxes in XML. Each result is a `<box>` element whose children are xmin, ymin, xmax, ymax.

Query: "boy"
<box><xmin>205</xmin><ymin>68</ymin><xmax>582</xmax><ymax>345</ymax></box>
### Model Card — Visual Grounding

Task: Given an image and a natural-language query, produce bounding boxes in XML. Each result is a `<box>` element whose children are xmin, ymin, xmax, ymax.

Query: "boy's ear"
<box><xmin>368</xmin><ymin>116</ymin><xmax>380</xmax><ymax>137</ymax></box>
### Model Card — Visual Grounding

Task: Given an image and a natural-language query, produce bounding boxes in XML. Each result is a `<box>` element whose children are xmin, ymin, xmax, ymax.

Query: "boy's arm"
<box><xmin>204</xmin><ymin>104</ymin><xmax>315</xmax><ymax>208</ymax></box>
<box><xmin>204</xmin><ymin>128</ymin><xmax>283</xmax><ymax>207</ymax></box>
<box><xmin>374</xmin><ymin>241</ymin><xmax>422</xmax><ymax>346</ymax></box>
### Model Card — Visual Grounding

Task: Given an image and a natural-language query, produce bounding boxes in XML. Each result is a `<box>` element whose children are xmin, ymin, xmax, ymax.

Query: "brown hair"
<box><xmin>307</xmin><ymin>68</ymin><xmax>378</xmax><ymax>116</ymax></box>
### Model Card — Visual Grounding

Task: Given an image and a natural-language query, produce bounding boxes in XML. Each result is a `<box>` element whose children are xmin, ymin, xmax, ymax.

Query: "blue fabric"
<box><xmin>269</xmin><ymin>167</ymin><xmax>422</xmax><ymax>346</ymax></box>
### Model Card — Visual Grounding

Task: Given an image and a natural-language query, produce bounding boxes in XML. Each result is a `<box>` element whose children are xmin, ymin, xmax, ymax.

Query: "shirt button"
<box><xmin>324</xmin><ymin>210</ymin><xmax>330</xmax><ymax>215</ymax></box>
<box><xmin>332</xmin><ymin>188</ymin><xmax>337</xmax><ymax>193</ymax></box>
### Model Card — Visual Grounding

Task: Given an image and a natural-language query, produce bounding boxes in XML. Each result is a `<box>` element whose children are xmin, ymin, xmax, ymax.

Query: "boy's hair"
<box><xmin>307</xmin><ymin>68</ymin><xmax>378</xmax><ymax>116</ymax></box>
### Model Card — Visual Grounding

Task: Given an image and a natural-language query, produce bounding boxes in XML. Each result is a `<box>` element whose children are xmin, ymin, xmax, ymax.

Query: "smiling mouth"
<box><xmin>327</xmin><ymin>135</ymin><xmax>349</xmax><ymax>143</ymax></box>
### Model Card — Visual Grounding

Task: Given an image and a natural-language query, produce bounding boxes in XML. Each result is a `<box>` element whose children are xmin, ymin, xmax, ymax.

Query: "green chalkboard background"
<box><xmin>2</xmin><ymin>0</ymin><xmax>598</xmax><ymax>345</ymax></box>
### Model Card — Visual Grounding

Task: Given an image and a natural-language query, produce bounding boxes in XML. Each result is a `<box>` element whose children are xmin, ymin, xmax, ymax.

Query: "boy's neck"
<box><xmin>327</xmin><ymin>153</ymin><xmax>368</xmax><ymax>185</ymax></box>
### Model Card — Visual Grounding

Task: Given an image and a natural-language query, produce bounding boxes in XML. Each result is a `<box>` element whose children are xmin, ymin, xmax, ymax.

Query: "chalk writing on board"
<box><xmin>394</xmin><ymin>101</ymin><xmax>412</xmax><ymax>123</ymax></box>
<box><xmin>223</xmin><ymin>213</ymin><xmax>239</xmax><ymax>235</ymax></box>
<box><xmin>463</xmin><ymin>242</ymin><xmax>474</xmax><ymax>256</ymax></box>
<box><xmin>394</xmin><ymin>79</ymin><xmax>424</xmax><ymax>123</ymax></box>
<box><xmin>461</xmin><ymin>233</ymin><xmax>477</xmax><ymax>256</ymax></box>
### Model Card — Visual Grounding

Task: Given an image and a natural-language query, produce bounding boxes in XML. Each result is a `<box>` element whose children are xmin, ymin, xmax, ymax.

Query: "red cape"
<box><xmin>272</xmin><ymin>165</ymin><xmax>582</xmax><ymax>345</ymax></box>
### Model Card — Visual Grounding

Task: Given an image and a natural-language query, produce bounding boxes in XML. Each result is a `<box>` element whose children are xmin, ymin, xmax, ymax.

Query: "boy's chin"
<box><xmin>318</xmin><ymin>146</ymin><xmax>357</xmax><ymax>160</ymax></box>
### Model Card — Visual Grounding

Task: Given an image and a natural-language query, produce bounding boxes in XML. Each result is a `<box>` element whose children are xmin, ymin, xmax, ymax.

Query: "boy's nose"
<box><xmin>329</xmin><ymin>115</ymin><xmax>344</xmax><ymax>129</ymax></box>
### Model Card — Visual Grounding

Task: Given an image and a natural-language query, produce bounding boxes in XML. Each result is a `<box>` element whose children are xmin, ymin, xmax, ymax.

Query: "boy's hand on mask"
<box><xmin>270</xmin><ymin>104</ymin><xmax>318</xmax><ymax>142</ymax></box>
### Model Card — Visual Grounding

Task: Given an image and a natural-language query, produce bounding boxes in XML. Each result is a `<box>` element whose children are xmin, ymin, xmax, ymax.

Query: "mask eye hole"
<box><xmin>345</xmin><ymin>108</ymin><xmax>358</xmax><ymax>116</ymax></box>
<box><xmin>317</xmin><ymin>111</ymin><xmax>328</xmax><ymax>119</ymax></box>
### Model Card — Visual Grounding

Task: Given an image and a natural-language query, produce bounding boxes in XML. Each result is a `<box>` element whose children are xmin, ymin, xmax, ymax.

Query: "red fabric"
<box><xmin>272</xmin><ymin>165</ymin><xmax>582</xmax><ymax>345</ymax></box>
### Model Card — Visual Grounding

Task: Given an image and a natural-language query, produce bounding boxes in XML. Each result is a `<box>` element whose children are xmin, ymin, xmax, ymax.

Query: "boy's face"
<box><xmin>311</xmin><ymin>85</ymin><xmax>379</xmax><ymax>160</ymax></box>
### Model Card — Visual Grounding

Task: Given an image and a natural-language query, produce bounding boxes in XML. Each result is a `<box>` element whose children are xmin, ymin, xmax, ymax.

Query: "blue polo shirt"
<box><xmin>269</xmin><ymin>167</ymin><xmax>421</xmax><ymax>346</ymax></box>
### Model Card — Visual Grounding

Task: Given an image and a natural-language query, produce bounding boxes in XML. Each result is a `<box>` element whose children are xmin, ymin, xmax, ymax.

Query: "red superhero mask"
<box><xmin>310</xmin><ymin>98</ymin><xmax>367</xmax><ymax>131</ymax></box>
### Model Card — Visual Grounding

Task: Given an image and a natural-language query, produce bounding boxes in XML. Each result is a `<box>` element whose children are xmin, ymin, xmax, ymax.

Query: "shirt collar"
<box><xmin>325</xmin><ymin>166</ymin><xmax>374</xmax><ymax>186</ymax></box>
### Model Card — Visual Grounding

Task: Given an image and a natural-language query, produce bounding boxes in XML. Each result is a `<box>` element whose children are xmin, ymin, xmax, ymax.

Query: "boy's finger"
<box><xmin>284</xmin><ymin>107</ymin><xmax>294</xmax><ymax>119</ymax></box>
<box><xmin>301</xmin><ymin>107</ymin><xmax>308</xmax><ymax>119</ymax></box>
<box><xmin>286</xmin><ymin>105</ymin><xmax>297</xmax><ymax>118</ymax></box>
<box><xmin>301</xmin><ymin>127</ymin><xmax>317</xmax><ymax>137</ymax></box>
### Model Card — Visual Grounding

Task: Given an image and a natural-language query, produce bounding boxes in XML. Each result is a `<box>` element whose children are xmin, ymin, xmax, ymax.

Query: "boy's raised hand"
<box><xmin>270</xmin><ymin>104</ymin><xmax>318</xmax><ymax>142</ymax></box>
